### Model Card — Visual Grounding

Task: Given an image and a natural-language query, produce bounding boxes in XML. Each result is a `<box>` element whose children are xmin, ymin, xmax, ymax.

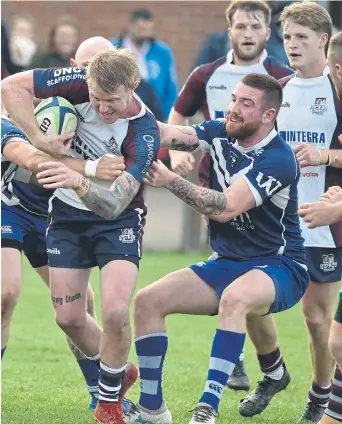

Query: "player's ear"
<box><xmin>336</xmin><ymin>63</ymin><xmax>342</xmax><ymax>80</ymax></box>
<box><xmin>262</xmin><ymin>108</ymin><xmax>276</xmax><ymax>124</ymax></box>
<box><xmin>132</xmin><ymin>81</ymin><xmax>140</xmax><ymax>91</ymax></box>
<box><xmin>70</xmin><ymin>58</ymin><xmax>77</xmax><ymax>67</ymax></box>
<box><xmin>319</xmin><ymin>32</ymin><xmax>329</xmax><ymax>51</ymax></box>
<box><xmin>265</xmin><ymin>27</ymin><xmax>271</xmax><ymax>42</ymax></box>
<box><xmin>228</xmin><ymin>27</ymin><xmax>232</xmax><ymax>40</ymax></box>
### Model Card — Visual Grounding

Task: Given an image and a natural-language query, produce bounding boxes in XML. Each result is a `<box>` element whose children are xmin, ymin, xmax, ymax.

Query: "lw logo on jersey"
<box><xmin>320</xmin><ymin>254</ymin><xmax>337</xmax><ymax>272</ymax></box>
<box><xmin>256</xmin><ymin>172</ymin><xmax>282</xmax><ymax>196</ymax></box>
<box><xmin>310</xmin><ymin>98</ymin><xmax>328</xmax><ymax>115</ymax></box>
<box><xmin>104</xmin><ymin>137</ymin><xmax>121</xmax><ymax>156</ymax></box>
<box><xmin>119</xmin><ymin>228</ymin><xmax>136</xmax><ymax>244</ymax></box>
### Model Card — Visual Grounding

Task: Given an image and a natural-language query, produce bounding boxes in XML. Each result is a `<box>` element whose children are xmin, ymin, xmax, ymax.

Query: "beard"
<box><xmin>231</xmin><ymin>38</ymin><xmax>266</xmax><ymax>62</ymax></box>
<box><xmin>226</xmin><ymin>118</ymin><xmax>260</xmax><ymax>140</ymax></box>
<box><xmin>132</xmin><ymin>36</ymin><xmax>148</xmax><ymax>47</ymax></box>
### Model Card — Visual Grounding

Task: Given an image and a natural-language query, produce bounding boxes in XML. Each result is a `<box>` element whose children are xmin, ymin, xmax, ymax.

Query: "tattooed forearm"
<box><xmin>167</xmin><ymin>176</ymin><xmax>227</xmax><ymax>216</ymax></box>
<box><xmin>80</xmin><ymin>172</ymin><xmax>140</xmax><ymax>220</ymax></box>
<box><xmin>171</xmin><ymin>138</ymin><xmax>199</xmax><ymax>152</ymax></box>
<box><xmin>159</xmin><ymin>122</ymin><xmax>199</xmax><ymax>151</ymax></box>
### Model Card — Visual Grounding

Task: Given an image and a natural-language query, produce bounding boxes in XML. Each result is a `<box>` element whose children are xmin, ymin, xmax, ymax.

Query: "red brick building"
<box><xmin>2</xmin><ymin>1</ymin><xmax>228</xmax><ymax>85</ymax></box>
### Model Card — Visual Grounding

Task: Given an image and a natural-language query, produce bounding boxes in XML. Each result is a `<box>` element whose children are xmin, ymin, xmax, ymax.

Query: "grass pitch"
<box><xmin>2</xmin><ymin>252</ymin><xmax>313</xmax><ymax>423</ymax></box>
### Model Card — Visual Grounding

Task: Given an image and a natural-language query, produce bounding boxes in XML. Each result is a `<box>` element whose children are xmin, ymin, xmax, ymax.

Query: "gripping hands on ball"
<box><xmin>35</xmin><ymin>131</ymin><xmax>75</xmax><ymax>158</ymax></box>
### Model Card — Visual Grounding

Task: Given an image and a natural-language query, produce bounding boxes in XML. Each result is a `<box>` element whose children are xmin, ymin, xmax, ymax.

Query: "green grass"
<box><xmin>2</xmin><ymin>252</ymin><xmax>312</xmax><ymax>423</ymax></box>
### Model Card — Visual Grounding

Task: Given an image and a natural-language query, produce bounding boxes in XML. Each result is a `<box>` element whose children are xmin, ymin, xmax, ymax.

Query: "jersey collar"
<box><xmin>233</xmin><ymin>128</ymin><xmax>277</xmax><ymax>152</ymax></box>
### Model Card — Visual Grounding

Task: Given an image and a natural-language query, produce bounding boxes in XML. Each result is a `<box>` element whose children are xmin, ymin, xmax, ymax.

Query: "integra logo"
<box><xmin>209</xmin><ymin>84</ymin><xmax>227</xmax><ymax>90</ymax></box>
<box><xmin>281</xmin><ymin>102</ymin><xmax>291</xmax><ymax>108</ymax></box>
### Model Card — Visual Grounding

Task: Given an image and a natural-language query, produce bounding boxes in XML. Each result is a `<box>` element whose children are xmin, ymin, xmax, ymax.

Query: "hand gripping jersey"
<box><xmin>194</xmin><ymin>120</ymin><xmax>306</xmax><ymax>265</ymax></box>
<box><xmin>1</xmin><ymin>116</ymin><xmax>50</xmax><ymax>216</ymax></box>
<box><xmin>33</xmin><ymin>67</ymin><xmax>160</xmax><ymax>212</ymax></box>
<box><xmin>174</xmin><ymin>50</ymin><xmax>294</xmax><ymax>120</ymax></box>
<box><xmin>277</xmin><ymin>67</ymin><xmax>342</xmax><ymax>248</ymax></box>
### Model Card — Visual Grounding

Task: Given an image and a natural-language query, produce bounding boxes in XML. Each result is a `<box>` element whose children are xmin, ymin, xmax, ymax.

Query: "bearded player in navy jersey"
<box><xmin>102</xmin><ymin>73</ymin><xmax>309</xmax><ymax>424</ymax></box>
<box><xmin>167</xmin><ymin>0</ymin><xmax>294</xmax><ymax>391</ymax></box>
<box><xmin>2</xmin><ymin>48</ymin><xmax>160</xmax><ymax>424</ymax></box>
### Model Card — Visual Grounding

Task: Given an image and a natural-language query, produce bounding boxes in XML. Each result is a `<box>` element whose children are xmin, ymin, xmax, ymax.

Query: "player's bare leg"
<box><xmin>128</xmin><ymin>267</ymin><xmax>220</xmax><ymax>424</ymax></box>
<box><xmin>50</xmin><ymin>267</ymin><xmax>102</xmax><ymax>355</ymax></box>
<box><xmin>36</xmin><ymin>265</ymin><xmax>100</xmax><ymax>410</ymax></box>
<box><xmin>94</xmin><ymin>260</ymin><xmax>139</xmax><ymax>424</ymax></box>
<box><xmin>239</xmin><ymin>314</ymin><xmax>291</xmax><ymax>417</ymax></box>
<box><xmin>1</xmin><ymin>248</ymin><xmax>22</xmax><ymax>359</ymax></box>
<box><xmin>299</xmin><ymin>281</ymin><xmax>340</xmax><ymax>423</ymax></box>
<box><xmin>319</xmin><ymin>301</ymin><xmax>342</xmax><ymax>424</ymax></box>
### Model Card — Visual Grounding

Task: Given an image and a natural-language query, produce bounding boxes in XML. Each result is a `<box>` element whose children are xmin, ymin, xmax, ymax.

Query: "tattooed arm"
<box><xmin>144</xmin><ymin>160</ymin><xmax>256</xmax><ymax>223</ymax></box>
<box><xmin>73</xmin><ymin>171</ymin><xmax>140</xmax><ymax>220</ymax></box>
<box><xmin>158</xmin><ymin>122</ymin><xmax>200</xmax><ymax>152</ymax></box>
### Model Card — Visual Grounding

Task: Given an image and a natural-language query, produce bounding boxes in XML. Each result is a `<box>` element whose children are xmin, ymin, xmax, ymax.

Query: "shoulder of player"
<box><xmin>126</xmin><ymin>111</ymin><xmax>159</xmax><ymax>142</ymax></box>
<box><xmin>259</xmin><ymin>134</ymin><xmax>296</xmax><ymax>162</ymax></box>
<box><xmin>191</xmin><ymin>56</ymin><xmax>227</xmax><ymax>80</ymax></box>
<box><xmin>263</xmin><ymin>55</ymin><xmax>294</xmax><ymax>80</ymax></box>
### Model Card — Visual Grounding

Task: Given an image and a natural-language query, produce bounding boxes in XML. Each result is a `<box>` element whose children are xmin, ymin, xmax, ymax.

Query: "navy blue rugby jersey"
<box><xmin>194</xmin><ymin>120</ymin><xmax>306</xmax><ymax>264</ymax></box>
<box><xmin>1</xmin><ymin>116</ymin><xmax>50</xmax><ymax>216</ymax></box>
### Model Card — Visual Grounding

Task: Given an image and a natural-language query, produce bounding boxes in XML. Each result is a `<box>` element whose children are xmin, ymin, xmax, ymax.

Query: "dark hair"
<box><xmin>241</xmin><ymin>73</ymin><xmax>283</xmax><ymax>118</ymax></box>
<box><xmin>48</xmin><ymin>17</ymin><xmax>78</xmax><ymax>54</ymax></box>
<box><xmin>130</xmin><ymin>8</ymin><xmax>153</xmax><ymax>23</ymax></box>
<box><xmin>226</xmin><ymin>0</ymin><xmax>271</xmax><ymax>27</ymax></box>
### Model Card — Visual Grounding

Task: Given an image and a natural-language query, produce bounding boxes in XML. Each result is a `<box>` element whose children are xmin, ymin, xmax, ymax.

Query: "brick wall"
<box><xmin>2</xmin><ymin>1</ymin><xmax>228</xmax><ymax>85</ymax></box>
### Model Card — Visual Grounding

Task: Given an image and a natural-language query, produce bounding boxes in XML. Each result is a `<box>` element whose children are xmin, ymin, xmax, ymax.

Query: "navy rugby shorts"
<box><xmin>46</xmin><ymin>198</ymin><xmax>145</xmax><ymax>270</ymax></box>
<box><xmin>190</xmin><ymin>254</ymin><xmax>310</xmax><ymax>314</ymax></box>
<box><xmin>306</xmin><ymin>247</ymin><xmax>342</xmax><ymax>283</ymax></box>
<box><xmin>1</xmin><ymin>201</ymin><xmax>48</xmax><ymax>268</ymax></box>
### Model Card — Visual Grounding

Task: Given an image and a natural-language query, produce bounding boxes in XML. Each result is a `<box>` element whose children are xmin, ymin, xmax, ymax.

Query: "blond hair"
<box><xmin>226</xmin><ymin>0</ymin><xmax>271</xmax><ymax>27</ymax></box>
<box><xmin>86</xmin><ymin>48</ymin><xmax>140</xmax><ymax>93</ymax></box>
<box><xmin>329</xmin><ymin>31</ymin><xmax>342</xmax><ymax>60</ymax></box>
<box><xmin>280</xmin><ymin>2</ymin><xmax>332</xmax><ymax>37</ymax></box>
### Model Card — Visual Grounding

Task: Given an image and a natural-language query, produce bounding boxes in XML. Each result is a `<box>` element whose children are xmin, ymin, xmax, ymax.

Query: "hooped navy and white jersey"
<box><xmin>33</xmin><ymin>67</ymin><xmax>160</xmax><ymax>212</ymax></box>
<box><xmin>278</xmin><ymin>66</ymin><xmax>342</xmax><ymax>248</ymax></box>
<box><xmin>1</xmin><ymin>116</ymin><xmax>50</xmax><ymax>216</ymax></box>
<box><xmin>174</xmin><ymin>50</ymin><xmax>293</xmax><ymax>120</ymax></box>
<box><xmin>194</xmin><ymin>120</ymin><xmax>306</xmax><ymax>264</ymax></box>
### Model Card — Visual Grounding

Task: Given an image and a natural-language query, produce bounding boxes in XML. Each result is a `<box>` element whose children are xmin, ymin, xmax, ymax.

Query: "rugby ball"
<box><xmin>34</xmin><ymin>96</ymin><xmax>78</xmax><ymax>135</ymax></box>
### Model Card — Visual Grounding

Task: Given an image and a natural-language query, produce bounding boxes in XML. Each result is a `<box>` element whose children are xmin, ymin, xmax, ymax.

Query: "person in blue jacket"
<box><xmin>110</xmin><ymin>8</ymin><xmax>178</xmax><ymax>119</ymax></box>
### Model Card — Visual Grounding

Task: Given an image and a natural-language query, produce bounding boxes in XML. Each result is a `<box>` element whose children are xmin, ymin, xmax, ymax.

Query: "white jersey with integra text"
<box><xmin>278</xmin><ymin>67</ymin><xmax>342</xmax><ymax>248</ymax></box>
<box><xmin>33</xmin><ymin>67</ymin><xmax>160</xmax><ymax>212</ymax></box>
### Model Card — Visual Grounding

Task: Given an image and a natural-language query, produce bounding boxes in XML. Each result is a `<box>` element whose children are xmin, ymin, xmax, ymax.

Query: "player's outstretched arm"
<box><xmin>144</xmin><ymin>160</ymin><xmax>255</xmax><ymax>222</ymax></box>
<box><xmin>1</xmin><ymin>72</ymin><xmax>74</xmax><ymax>157</ymax></box>
<box><xmin>3</xmin><ymin>141</ymin><xmax>125</xmax><ymax>183</ymax></box>
<box><xmin>158</xmin><ymin>122</ymin><xmax>200</xmax><ymax>152</ymax></box>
